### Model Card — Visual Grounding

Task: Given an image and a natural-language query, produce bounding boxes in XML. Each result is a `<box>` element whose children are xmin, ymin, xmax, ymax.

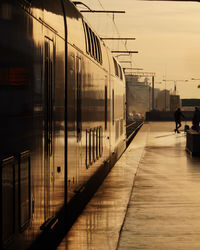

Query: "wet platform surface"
<box><xmin>57</xmin><ymin>122</ymin><xmax>200</xmax><ymax>250</ymax></box>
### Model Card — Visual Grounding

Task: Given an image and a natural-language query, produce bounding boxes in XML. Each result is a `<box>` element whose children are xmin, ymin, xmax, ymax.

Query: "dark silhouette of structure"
<box><xmin>192</xmin><ymin>107</ymin><xmax>200</xmax><ymax>131</ymax></box>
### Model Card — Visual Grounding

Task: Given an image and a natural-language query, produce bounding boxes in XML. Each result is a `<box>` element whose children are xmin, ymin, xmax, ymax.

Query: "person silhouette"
<box><xmin>192</xmin><ymin>107</ymin><xmax>200</xmax><ymax>131</ymax></box>
<box><xmin>174</xmin><ymin>108</ymin><xmax>185</xmax><ymax>133</ymax></box>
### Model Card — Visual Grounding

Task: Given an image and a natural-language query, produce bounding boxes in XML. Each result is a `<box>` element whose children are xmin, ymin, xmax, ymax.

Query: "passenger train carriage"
<box><xmin>0</xmin><ymin>0</ymin><xmax>126</xmax><ymax>248</ymax></box>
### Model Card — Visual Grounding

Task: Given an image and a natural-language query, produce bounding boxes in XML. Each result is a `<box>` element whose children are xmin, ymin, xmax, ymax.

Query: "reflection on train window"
<box><xmin>86</xmin><ymin>130</ymin><xmax>90</xmax><ymax>168</ymax></box>
<box><xmin>94</xmin><ymin>35</ymin><xmax>99</xmax><ymax>62</ymax></box>
<box><xmin>88</xmin><ymin>26</ymin><xmax>94</xmax><ymax>57</ymax></box>
<box><xmin>1</xmin><ymin>156</ymin><xmax>15</xmax><ymax>247</ymax></box>
<box><xmin>113</xmin><ymin>58</ymin><xmax>119</xmax><ymax>77</ymax></box>
<box><xmin>96</xmin><ymin>128</ymin><xmax>99</xmax><ymax>159</ymax></box>
<box><xmin>84</xmin><ymin>22</ymin><xmax>91</xmax><ymax>55</ymax></box>
<box><xmin>97</xmin><ymin>38</ymin><xmax>102</xmax><ymax>64</ymax></box>
<box><xmin>83</xmin><ymin>22</ymin><xmax>89</xmax><ymax>53</ymax></box>
<box><xmin>90</xmin><ymin>29</ymin><xmax>97</xmax><ymax>60</ymax></box>
<box><xmin>99</xmin><ymin>127</ymin><xmax>103</xmax><ymax>157</ymax></box>
<box><xmin>93</xmin><ymin>129</ymin><xmax>96</xmax><ymax>162</ymax></box>
<box><xmin>119</xmin><ymin>65</ymin><xmax>123</xmax><ymax>80</ymax></box>
<box><xmin>83</xmin><ymin>21</ymin><xmax>102</xmax><ymax>64</ymax></box>
<box><xmin>89</xmin><ymin>129</ymin><xmax>92</xmax><ymax>165</ymax></box>
<box><xmin>85</xmin><ymin>126</ymin><xmax>103</xmax><ymax>168</ymax></box>
<box><xmin>19</xmin><ymin>151</ymin><xmax>31</xmax><ymax>231</ymax></box>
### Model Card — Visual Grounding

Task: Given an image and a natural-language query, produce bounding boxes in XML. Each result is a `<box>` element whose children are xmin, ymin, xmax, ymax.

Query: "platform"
<box><xmin>57</xmin><ymin>121</ymin><xmax>200</xmax><ymax>250</ymax></box>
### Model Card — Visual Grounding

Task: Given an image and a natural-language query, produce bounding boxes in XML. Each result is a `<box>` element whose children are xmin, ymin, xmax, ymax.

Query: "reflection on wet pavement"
<box><xmin>58</xmin><ymin>122</ymin><xmax>200</xmax><ymax>250</ymax></box>
<box><xmin>119</xmin><ymin>122</ymin><xmax>200</xmax><ymax>250</ymax></box>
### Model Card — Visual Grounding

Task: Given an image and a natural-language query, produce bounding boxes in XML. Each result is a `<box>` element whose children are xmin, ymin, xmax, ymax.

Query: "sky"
<box><xmin>78</xmin><ymin>0</ymin><xmax>200</xmax><ymax>98</ymax></box>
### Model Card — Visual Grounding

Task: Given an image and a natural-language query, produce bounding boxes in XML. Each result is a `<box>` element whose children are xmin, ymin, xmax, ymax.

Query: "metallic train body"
<box><xmin>0</xmin><ymin>0</ymin><xmax>126</xmax><ymax>248</ymax></box>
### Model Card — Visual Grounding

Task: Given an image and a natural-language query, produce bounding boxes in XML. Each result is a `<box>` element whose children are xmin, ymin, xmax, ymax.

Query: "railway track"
<box><xmin>126</xmin><ymin>120</ymin><xmax>144</xmax><ymax>145</ymax></box>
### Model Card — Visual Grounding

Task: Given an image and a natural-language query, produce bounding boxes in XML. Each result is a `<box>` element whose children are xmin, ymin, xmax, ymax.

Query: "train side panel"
<box><xmin>65</xmin><ymin>1</ymin><xmax>111</xmax><ymax>200</ymax></box>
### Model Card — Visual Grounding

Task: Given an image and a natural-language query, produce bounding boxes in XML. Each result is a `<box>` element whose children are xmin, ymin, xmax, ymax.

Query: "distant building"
<box><xmin>126</xmin><ymin>75</ymin><xmax>181</xmax><ymax>115</ymax></box>
<box><xmin>170</xmin><ymin>95</ymin><xmax>181</xmax><ymax>111</ymax></box>
<box><xmin>126</xmin><ymin>75</ymin><xmax>150</xmax><ymax>117</ymax></box>
<box><xmin>155</xmin><ymin>90</ymin><xmax>170</xmax><ymax>111</ymax></box>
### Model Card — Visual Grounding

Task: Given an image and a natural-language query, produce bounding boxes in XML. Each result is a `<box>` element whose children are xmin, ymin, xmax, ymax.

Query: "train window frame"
<box><xmin>93</xmin><ymin>129</ymin><xmax>96</xmax><ymax>162</ymax></box>
<box><xmin>83</xmin><ymin>21</ymin><xmax>103</xmax><ymax>65</ymax></box>
<box><xmin>88</xmin><ymin>28</ymin><xmax>95</xmax><ymax>59</ymax></box>
<box><xmin>85</xmin><ymin>23</ymin><xmax>92</xmax><ymax>55</ymax></box>
<box><xmin>86</xmin><ymin>130</ymin><xmax>90</xmax><ymax>168</ymax></box>
<box><xmin>96</xmin><ymin>128</ymin><xmax>99</xmax><ymax>159</ymax></box>
<box><xmin>93</xmin><ymin>35</ymin><xmax>99</xmax><ymax>63</ymax></box>
<box><xmin>113</xmin><ymin>58</ymin><xmax>119</xmax><ymax>77</ymax></box>
<box><xmin>89</xmin><ymin>129</ymin><xmax>92</xmax><ymax>165</ymax></box>
<box><xmin>96</xmin><ymin>38</ymin><xmax>102</xmax><ymax>64</ymax></box>
<box><xmin>99</xmin><ymin>127</ymin><xmax>103</xmax><ymax>157</ymax></box>
<box><xmin>92</xmin><ymin>33</ymin><xmax>98</xmax><ymax>61</ymax></box>
<box><xmin>118</xmin><ymin>64</ymin><xmax>123</xmax><ymax>80</ymax></box>
<box><xmin>83</xmin><ymin>21</ymin><xmax>89</xmax><ymax>54</ymax></box>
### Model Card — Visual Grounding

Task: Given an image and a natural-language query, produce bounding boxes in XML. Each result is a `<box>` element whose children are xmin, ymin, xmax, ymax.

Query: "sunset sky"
<box><xmin>79</xmin><ymin>0</ymin><xmax>200</xmax><ymax>98</ymax></box>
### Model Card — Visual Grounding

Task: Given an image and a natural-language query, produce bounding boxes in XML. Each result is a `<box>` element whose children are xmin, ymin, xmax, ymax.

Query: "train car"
<box><xmin>0</xmin><ymin>0</ymin><xmax>126</xmax><ymax>249</ymax></box>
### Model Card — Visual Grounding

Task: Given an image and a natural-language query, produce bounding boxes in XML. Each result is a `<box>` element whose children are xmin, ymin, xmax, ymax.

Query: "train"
<box><xmin>0</xmin><ymin>0</ymin><xmax>129</xmax><ymax>249</ymax></box>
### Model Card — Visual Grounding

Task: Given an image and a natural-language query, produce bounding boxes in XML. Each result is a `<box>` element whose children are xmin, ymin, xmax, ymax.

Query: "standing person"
<box><xmin>192</xmin><ymin>107</ymin><xmax>200</xmax><ymax>131</ymax></box>
<box><xmin>174</xmin><ymin>108</ymin><xmax>185</xmax><ymax>133</ymax></box>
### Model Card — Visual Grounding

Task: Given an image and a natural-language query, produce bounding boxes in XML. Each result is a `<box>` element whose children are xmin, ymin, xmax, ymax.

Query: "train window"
<box><xmin>112</xmin><ymin>89</ymin><xmax>114</xmax><ymax>125</ymax></box>
<box><xmin>93</xmin><ymin>34</ymin><xmax>98</xmax><ymax>61</ymax></box>
<box><xmin>105</xmin><ymin>85</ymin><xmax>107</xmax><ymax>130</ymax></box>
<box><xmin>86</xmin><ymin>130</ymin><xmax>90</xmax><ymax>168</ymax></box>
<box><xmin>97</xmin><ymin>38</ymin><xmax>102</xmax><ymax>64</ymax></box>
<box><xmin>93</xmin><ymin>35</ymin><xmax>99</xmax><ymax>62</ymax></box>
<box><xmin>113</xmin><ymin>58</ymin><xmax>119</xmax><ymax>77</ymax></box>
<box><xmin>93</xmin><ymin>129</ymin><xmax>96</xmax><ymax>162</ymax></box>
<box><xmin>83</xmin><ymin>22</ymin><xmax>102</xmax><ymax>64</ymax></box>
<box><xmin>89</xmin><ymin>129</ymin><xmax>92</xmax><ymax>165</ymax></box>
<box><xmin>99</xmin><ymin>127</ymin><xmax>103</xmax><ymax>157</ymax></box>
<box><xmin>96</xmin><ymin>128</ymin><xmax>99</xmax><ymax>159</ymax></box>
<box><xmin>118</xmin><ymin>65</ymin><xmax>123</xmax><ymax>80</ymax></box>
<box><xmin>83</xmin><ymin>22</ymin><xmax>89</xmax><ymax>54</ymax></box>
<box><xmin>85</xmin><ymin>23</ymin><xmax>92</xmax><ymax>55</ymax></box>
<box><xmin>19</xmin><ymin>151</ymin><xmax>31</xmax><ymax>231</ymax></box>
<box><xmin>88</xmin><ymin>28</ymin><xmax>95</xmax><ymax>58</ymax></box>
<box><xmin>1</xmin><ymin>156</ymin><xmax>16</xmax><ymax>247</ymax></box>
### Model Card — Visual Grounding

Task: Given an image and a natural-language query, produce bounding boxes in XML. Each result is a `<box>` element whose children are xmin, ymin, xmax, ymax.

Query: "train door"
<box><xmin>76</xmin><ymin>56</ymin><xmax>82</xmax><ymax>180</ymax></box>
<box><xmin>44</xmin><ymin>37</ymin><xmax>55</xmax><ymax>220</ymax></box>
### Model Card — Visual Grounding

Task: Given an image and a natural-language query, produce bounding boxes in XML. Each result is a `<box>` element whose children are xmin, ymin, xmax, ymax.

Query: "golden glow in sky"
<box><xmin>80</xmin><ymin>0</ymin><xmax>200</xmax><ymax>98</ymax></box>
